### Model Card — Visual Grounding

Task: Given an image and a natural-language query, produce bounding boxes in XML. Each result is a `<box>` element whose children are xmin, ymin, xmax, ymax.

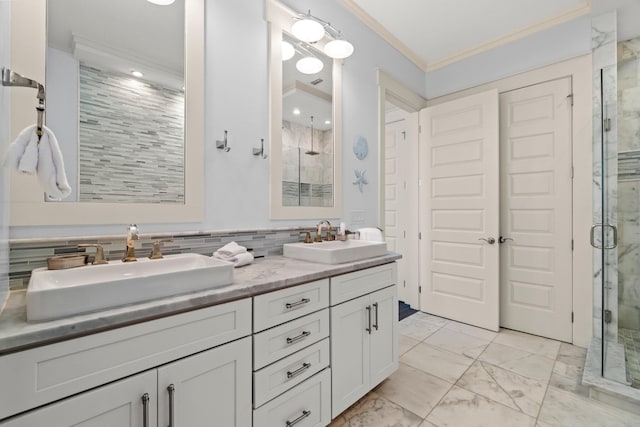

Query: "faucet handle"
<box><xmin>326</xmin><ymin>228</ymin><xmax>335</xmax><ymax>241</ymax></box>
<box><xmin>300</xmin><ymin>232</ymin><xmax>313</xmax><ymax>244</ymax></box>
<box><xmin>149</xmin><ymin>239</ymin><xmax>173</xmax><ymax>259</ymax></box>
<box><xmin>78</xmin><ymin>243</ymin><xmax>108</xmax><ymax>265</ymax></box>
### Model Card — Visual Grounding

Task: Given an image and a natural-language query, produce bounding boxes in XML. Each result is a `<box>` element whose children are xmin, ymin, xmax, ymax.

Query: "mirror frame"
<box><xmin>267</xmin><ymin>0</ymin><xmax>343</xmax><ymax>219</ymax></box>
<box><xmin>9</xmin><ymin>0</ymin><xmax>204</xmax><ymax>225</ymax></box>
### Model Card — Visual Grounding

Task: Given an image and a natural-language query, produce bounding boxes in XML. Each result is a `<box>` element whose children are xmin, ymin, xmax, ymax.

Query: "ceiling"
<box><xmin>339</xmin><ymin>0</ymin><xmax>640</xmax><ymax>72</ymax></box>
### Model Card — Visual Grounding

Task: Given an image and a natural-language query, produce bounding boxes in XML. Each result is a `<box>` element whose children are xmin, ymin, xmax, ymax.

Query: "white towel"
<box><xmin>4</xmin><ymin>124</ymin><xmax>72</xmax><ymax>200</ymax></box>
<box><xmin>214</xmin><ymin>241</ymin><xmax>247</xmax><ymax>258</ymax></box>
<box><xmin>213</xmin><ymin>251</ymin><xmax>254</xmax><ymax>268</ymax></box>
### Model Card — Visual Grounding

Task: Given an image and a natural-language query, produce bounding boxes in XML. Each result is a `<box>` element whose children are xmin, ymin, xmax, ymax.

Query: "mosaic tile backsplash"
<box><xmin>9</xmin><ymin>228</ymin><xmax>311</xmax><ymax>290</ymax></box>
<box><xmin>79</xmin><ymin>64</ymin><xmax>185</xmax><ymax>204</ymax></box>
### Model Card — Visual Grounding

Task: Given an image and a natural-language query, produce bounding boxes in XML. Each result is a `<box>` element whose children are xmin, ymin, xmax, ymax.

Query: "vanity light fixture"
<box><xmin>293</xmin><ymin>108</ymin><xmax>301</xmax><ymax>115</ymax></box>
<box><xmin>131</xmin><ymin>70</ymin><xmax>143</xmax><ymax>78</ymax></box>
<box><xmin>282</xmin><ymin>40</ymin><xmax>295</xmax><ymax>61</ymax></box>
<box><xmin>296</xmin><ymin>56</ymin><xmax>323</xmax><ymax>75</ymax></box>
<box><xmin>324</xmin><ymin>120</ymin><xmax>331</xmax><ymax>125</ymax></box>
<box><xmin>291</xmin><ymin>10</ymin><xmax>354</xmax><ymax>60</ymax></box>
<box><xmin>147</xmin><ymin>0</ymin><xmax>176</xmax><ymax>5</ymax></box>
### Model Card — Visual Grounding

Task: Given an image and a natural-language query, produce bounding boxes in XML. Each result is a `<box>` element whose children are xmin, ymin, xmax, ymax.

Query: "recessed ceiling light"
<box><xmin>324</xmin><ymin>120</ymin><xmax>331</xmax><ymax>125</ymax></box>
<box><xmin>293</xmin><ymin>108</ymin><xmax>301</xmax><ymax>115</ymax></box>
<box><xmin>147</xmin><ymin>0</ymin><xmax>175</xmax><ymax>5</ymax></box>
<box><xmin>131</xmin><ymin>70</ymin><xmax>144</xmax><ymax>78</ymax></box>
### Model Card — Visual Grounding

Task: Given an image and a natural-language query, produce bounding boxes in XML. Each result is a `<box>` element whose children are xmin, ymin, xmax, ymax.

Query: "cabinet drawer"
<box><xmin>253</xmin><ymin>369</ymin><xmax>331</xmax><ymax>427</ymax></box>
<box><xmin>0</xmin><ymin>298</ymin><xmax>251</xmax><ymax>420</ymax></box>
<box><xmin>330</xmin><ymin>263</ymin><xmax>396</xmax><ymax>305</ymax></box>
<box><xmin>254</xmin><ymin>309</ymin><xmax>329</xmax><ymax>370</ymax></box>
<box><xmin>254</xmin><ymin>279</ymin><xmax>329</xmax><ymax>332</ymax></box>
<box><xmin>254</xmin><ymin>338</ymin><xmax>330</xmax><ymax>408</ymax></box>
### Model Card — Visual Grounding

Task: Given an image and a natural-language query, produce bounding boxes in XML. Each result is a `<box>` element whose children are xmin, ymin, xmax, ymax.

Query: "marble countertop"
<box><xmin>0</xmin><ymin>254</ymin><xmax>400</xmax><ymax>355</ymax></box>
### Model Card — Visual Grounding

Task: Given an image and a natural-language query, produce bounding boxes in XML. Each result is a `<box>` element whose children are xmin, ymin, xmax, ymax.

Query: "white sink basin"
<box><xmin>283</xmin><ymin>240</ymin><xmax>387</xmax><ymax>264</ymax></box>
<box><xmin>26</xmin><ymin>253</ymin><xmax>234</xmax><ymax>322</ymax></box>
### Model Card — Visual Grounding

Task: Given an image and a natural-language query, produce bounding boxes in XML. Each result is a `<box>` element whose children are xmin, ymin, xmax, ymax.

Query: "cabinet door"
<box><xmin>369</xmin><ymin>285</ymin><xmax>399</xmax><ymax>387</ymax></box>
<box><xmin>330</xmin><ymin>295</ymin><xmax>370</xmax><ymax>418</ymax></box>
<box><xmin>0</xmin><ymin>371</ymin><xmax>156</xmax><ymax>427</ymax></box>
<box><xmin>157</xmin><ymin>337</ymin><xmax>252</xmax><ymax>427</ymax></box>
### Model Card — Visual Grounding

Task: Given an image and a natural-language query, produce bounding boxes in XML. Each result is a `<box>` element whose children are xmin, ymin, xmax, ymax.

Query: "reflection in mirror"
<box><xmin>281</xmin><ymin>33</ymin><xmax>333</xmax><ymax>207</ymax></box>
<box><xmin>46</xmin><ymin>0</ymin><xmax>185</xmax><ymax>204</ymax></box>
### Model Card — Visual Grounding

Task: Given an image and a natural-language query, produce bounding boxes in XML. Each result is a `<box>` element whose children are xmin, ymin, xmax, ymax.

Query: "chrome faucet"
<box><xmin>122</xmin><ymin>224</ymin><xmax>139</xmax><ymax>262</ymax></box>
<box><xmin>315</xmin><ymin>220</ymin><xmax>333</xmax><ymax>242</ymax></box>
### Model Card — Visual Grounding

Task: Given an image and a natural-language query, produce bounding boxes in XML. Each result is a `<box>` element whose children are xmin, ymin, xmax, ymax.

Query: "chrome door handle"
<box><xmin>591</xmin><ymin>224</ymin><xmax>618</xmax><ymax>249</ymax></box>
<box><xmin>167</xmin><ymin>384</ymin><xmax>175</xmax><ymax>427</ymax></box>
<box><xmin>605</xmin><ymin>224</ymin><xmax>617</xmax><ymax>249</ymax></box>
<box><xmin>590</xmin><ymin>224</ymin><xmax>601</xmax><ymax>248</ymax></box>
<box><xmin>365</xmin><ymin>305</ymin><xmax>372</xmax><ymax>334</ymax></box>
<box><xmin>141</xmin><ymin>393</ymin><xmax>150</xmax><ymax>427</ymax></box>
<box><xmin>478</xmin><ymin>237</ymin><xmax>495</xmax><ymax>244</ymax></box>
<box><xmin>498</xmin><ymin>236</ymin><xmax>513</xmax><ymax>244</ymax></box>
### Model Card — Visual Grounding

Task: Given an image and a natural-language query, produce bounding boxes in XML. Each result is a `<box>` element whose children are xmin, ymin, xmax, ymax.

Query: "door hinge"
<box><xmin>570</xmin><ymin>166</ymin><xmax>574</xmax><ymax>179</ymax></box>
<box><xmin>604</xmin><ymin>309</ymin><xmax>612</xmax><ymax>324</ymax></box>
<box><xmin>604</xmin><ymin>118</ymin><xmax>612</xmax><ymax>132</ymax></box>
<box><xmin>403</xmin><ymin>181</ymin><xmax>407</xmax><ymax>190</ymax></box>
<box><xmin>567</xmin><ymin>93</ymin><xmax>574</xmax><ymax>106</ymax></box>
<box><xmin>403</xmin><ymin>230</ymin><xmax>406</xmax><ymax>238</ymax></box>
<box><xmin>418</xmin><ymin>232</ymin><xmax>422</xmax><ymax>240</ymax></box>
<box><xmin>571</xmin><ymin>239</ymin><xmax>574</xmax><ymax>251</ymax></box>
<box><xmin>401</xmin><ymin>131</ymin><xmax>406</xmax><ymax>140</ymax></box>
<box><xmin>419</xmin><ymin>286</ymin><xmax>422</xmax><ymax>294</ymax></box>
<box><xmin>418</xmin><ymin>125</ymin><xmax>422</xmax><ymax>134</ymax></box>
<box><xmin>571</xmin><ymin>312</ymin><xmax>574</xmax><ymax>323</ymax></box>
<box><xmin>403</xmin><ymin>280</ymin><xmax>406</xmax><ymax>288</ymax></box>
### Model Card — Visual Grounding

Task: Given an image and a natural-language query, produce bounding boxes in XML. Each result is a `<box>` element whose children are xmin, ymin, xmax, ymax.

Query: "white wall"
<box><xmin>425</xmin><ymin>15</ymin><xmax>592</xmax><ymax>99</ymax></box>
<box><xmin>9</xmin><ymin>0</ymin><xmax>426</xmax><ymax>238</ymax></box>
<box><xmin>0</xmin><ymin>1</ymin><xmax>11</xmax><ymax>307</ymax></box>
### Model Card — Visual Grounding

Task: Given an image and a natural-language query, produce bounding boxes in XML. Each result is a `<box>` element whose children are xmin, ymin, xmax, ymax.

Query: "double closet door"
<box><xmin>419</xmin><ymin>79</ymin><xmax>573</xmax><ymax>341</ymax></box>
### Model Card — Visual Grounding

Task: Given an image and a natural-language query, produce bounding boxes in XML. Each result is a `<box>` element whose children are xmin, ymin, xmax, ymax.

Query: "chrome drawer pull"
<box><xmin>141</xmin><ymin>393</ymin><xmax>150</xmax><ymax>427</ymax></box>
<box><xmin>373</xmin><ymin>302</ymin><xmax>379</xmax><ymax>331</ymax></box>
<box><xmin>285</xmin><ymin>298</ymin><xmax>310</xmax><ymax>309</ymax></box>
<box><xmin>286</xmin><ymin>330</ymin><xmax>311</xmax><ymax>345</ymax></box>
<box><xmin>286</xmin><ymin>410</ymin><xmax>311</xmax><ymax>426</ymax></box>
<box><xmin>167</xmin><ymin>384</ymin><xmax>175</xmax><ymax>427</ymax></box>
<box><xmin>287</xmin><ymin>362</ymin><xmax>311</xmax><ymax>379</ymax></box>
<box><xmin>365</xmin><ymin>305</ymin><xmax>372</xmax><ymax>334</ymax></box>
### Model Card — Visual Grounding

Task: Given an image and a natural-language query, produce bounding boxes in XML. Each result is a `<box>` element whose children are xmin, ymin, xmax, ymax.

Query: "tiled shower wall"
<box><xmin>79</xmin><ymin>64</ymin><xmax>185</xmax><ymax>204</ymax></box>
<box><xmin>9</xmin><ymin>227</ymin><xmax>311</xmax><ymax>290</ymax></box>
<box><xmin>617</xmin><ymin>37</ymin><xmax>640</xmax><ymax>330</ymax></box>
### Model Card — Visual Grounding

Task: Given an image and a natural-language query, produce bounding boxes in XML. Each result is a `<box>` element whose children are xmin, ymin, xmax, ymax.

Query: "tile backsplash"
<box><xmin>9</xmin><ymin>227</ymin><xmax>311</xmax><ymax>290</ymax></box>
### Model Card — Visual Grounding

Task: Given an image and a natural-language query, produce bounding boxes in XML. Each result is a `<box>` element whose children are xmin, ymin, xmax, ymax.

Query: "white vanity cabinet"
<box><xmin>0</xmin><ymin>298</ymin><xmax>252</xmax><ymax>426</ymax></box>
<box><xmin>252</xmin><ymin>279</ymin><xmax>332</xmax><ymax>426</ymax></box>
<box><xmin>330</xmin><ymin>264</ymin><xmax>398</xmax><ymax>418</ymax></box>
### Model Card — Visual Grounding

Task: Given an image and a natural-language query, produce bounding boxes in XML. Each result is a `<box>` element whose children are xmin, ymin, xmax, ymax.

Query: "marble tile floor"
<box><xmin>619</xmin><ymin>328</ymin><xmax>640</xmax><ymax>387</ymax></box>
<box><xmin>329</xmin><ymin>311</ymin><xmax>640</xmax><ymax>427</ymax></box>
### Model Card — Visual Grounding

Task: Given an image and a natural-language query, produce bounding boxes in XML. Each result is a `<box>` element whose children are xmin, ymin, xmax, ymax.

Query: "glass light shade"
<box><xmin>291</xmin><ymin>18</ymin><xmax>325</xmax><ymax>43</ymax></box>
<box><xmin>147</xmin><ymin>0</ymin><xmax>175</xmax><ymax>5</ymax></box>
<box><xmin>323</xmin><ymin>39</ymin><xmax>354</xmax><ymax>59</ymax></box>
<box><xmin>296</xmin><ymin>56</ymin><xmax>324</xmax><ymax>74</ymax></box>
<box><xmin>281</xmin><ymin>40</ymin><xmax>295</xmax><ymax>61</ymax></box>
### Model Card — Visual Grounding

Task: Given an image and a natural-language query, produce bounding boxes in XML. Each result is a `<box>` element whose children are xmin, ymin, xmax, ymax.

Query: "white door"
<box><xmin>369</xmin><ymin>286</ymin><xmax>399</xmax><ymax>386</ymax></box>
<box><xmin>1</xmin><ymin>371</ymin><xmax>157</xmax><ymax>427</ymax></box>
<box><xmin>499</xmin><ymin>78</ymin><xmax>573</xmax><ymax>341</ymax></box>
<box><xmin>419</xmin><ymin>89</ymin><xmax>500</xmax><ymax>331</ymax></box>
<box><xmin>385</xmin><ymin>109</ymin><xmax>420</xmax><ymax>308</ymax></box>
<box><xmin>157</xmin><ymin>337</ymin><xmax>252</xmax><ymax>427</ymax></box>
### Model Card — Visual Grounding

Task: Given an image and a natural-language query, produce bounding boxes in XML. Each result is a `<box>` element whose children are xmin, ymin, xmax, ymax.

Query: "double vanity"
<box><xmin>0</xmin><ymin>243</ymin><xmax>399</xmax><ymax>426</ymax></box>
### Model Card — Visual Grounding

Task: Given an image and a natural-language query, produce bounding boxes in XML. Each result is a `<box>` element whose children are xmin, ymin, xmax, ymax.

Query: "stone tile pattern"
<box><xmin>620</xmin><ymin>328</ymin><xmax>640</xmax><ymax>386</ymax></box>
<box><xmin>329</xmin><ymin>312</ymin><xmax>640</xmax><ymax>427</ymax></box>
<box><xmin>617</xmin><ymin>37</ymin><xmax>640</xmax><ymax>332</ymax></box>
<box><xmin>79</xmin><ymin>64</ymin><xmax>185</xmax><ymax>204</ymax></box>
<box><xmin>9</xmin><ymin>228</ymin><xmax>310</xmax><ymax>290</ymax></box>
<box><xmin>282</xmin><ymin>119</ymin><xmax>333</xmax><ymax>207</ymax></box>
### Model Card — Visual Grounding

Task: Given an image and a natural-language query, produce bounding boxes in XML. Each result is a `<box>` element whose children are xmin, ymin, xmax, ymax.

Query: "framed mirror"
<box><xmin>267</xmin><ymin>0</ymin><xmax>343</xmax><ymax>219</ymax></box>
<box><xmin>8</xmin><ymin>0</ymin><xmax>204</xmax><ymax>225</ymax></box>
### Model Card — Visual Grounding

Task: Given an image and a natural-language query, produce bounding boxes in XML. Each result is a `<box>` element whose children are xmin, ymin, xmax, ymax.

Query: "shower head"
<box><xmin>305</xmin><ymin>150</ymin><xmax>320</xmax><ymax>156</ymax></box>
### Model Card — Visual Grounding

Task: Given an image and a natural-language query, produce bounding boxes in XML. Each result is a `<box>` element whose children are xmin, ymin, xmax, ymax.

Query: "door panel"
<box><xmin>369</xmin><ymin>286</ymin><xmax>398</xmax><ymax>386</ymax></box>
<box><xmin>499</xmin><ymin>78</ymin><xmax>573</xmax><ymax>341</ymax></box>
<box><xmin>420</xmin><ymin>89</ymin><xmax>500</xmax><ymax>331</ymax></box>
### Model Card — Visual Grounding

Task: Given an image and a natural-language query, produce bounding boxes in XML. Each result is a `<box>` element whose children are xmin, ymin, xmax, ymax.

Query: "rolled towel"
<box><xmin>213</xmin><ymin>251</ymin><xmax>254</xmax><ymax>268</ymax></box>
<box><xmin>4</xmin><ymin>124</ymin><xmax>72</xmax><ymax>200</ymax></box>
<box><xmin>214</xmin><ymin>241</ymin><xmax>247</xmax><ymax>258</ymax></box>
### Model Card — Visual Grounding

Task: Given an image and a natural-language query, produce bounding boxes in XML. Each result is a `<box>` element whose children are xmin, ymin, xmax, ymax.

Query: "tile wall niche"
<box><xmin>9</xmin><ymin>228</ymin><xmax>312</xmax><ymax>290</ymax></box>
<box><xmin>78</xmin><ymin>64</ymin><xmax>185</xmax><ymax>204</ymax></box>
<box><xmin>617</xmin><ymin>37</ymin><xmax>640</xmax><ymax>330</ymax></box>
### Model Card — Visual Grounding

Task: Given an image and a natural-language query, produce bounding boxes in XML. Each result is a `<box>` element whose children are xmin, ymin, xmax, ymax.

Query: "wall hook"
<box><xmin>216</xmin><ymin>130</ymin><xmax>231</xmax><ymax>152</ymax></box>
<box><xmin>252</xmin><ymin>138</ymin><xmax>268</xmax><ymax>159</ymax></box>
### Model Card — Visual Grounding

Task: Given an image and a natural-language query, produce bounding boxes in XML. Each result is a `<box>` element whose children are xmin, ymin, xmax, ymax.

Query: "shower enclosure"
<box><xmin>597</xmin><ymin>37</ymin><xmax>640</xmax><ymax>389</ymax></box>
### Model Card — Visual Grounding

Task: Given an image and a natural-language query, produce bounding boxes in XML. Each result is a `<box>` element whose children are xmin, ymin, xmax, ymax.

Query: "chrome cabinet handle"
<box><xmin>285</xmin><ymin>298</ymin><xmax>310</xmax><ymax>309</ymax></box>
<box><xmin>286</xmin><ymin>410</ymin><xmax>311</xmax><ymax>426</ymax></box>
<box><xmin>590</xmin><ymin>224</ymin><xmax>601</xmax><ymax>248</ymax></box>
<box><xmin>365</xmin><ymin>305</ymin><xmax>372</xmax><ymax>334</ymax></box>
<box><xmin>287</xmin><ymin>362</ymin><xmax>311</xmax><ymax>379</ymax></box>
<box><xmin>167</xmin><ymin>384</ymin><xmax>175</xmax><ymax>427</ymax></box>
<box><xmin>478</xmin><ymin>237</ymin><xmax>495</xmax><ymax>244</ymax></box>
<box><xmin>373</xmin><ymin>302</ymin><xmax>379</xmax><ymax>330</ymax></box>
<box><xmin>606</xmin><ymin>224</ymin><xmax>618</xmax><ymax>249</ymax></box>
<box><xmin>590</xmin><ymin>224</ymin><xmax>618</xmax><ymax>249</ymax></box>
<box><xmin>498</xmin><ymin>236</ymin><xmax>513</xmax><ymax>244</ymax></box>
<box><xmin>286</xmin><ymin>330</ymin><xmax>311</xmax><ymax>345</ymax></box>
<box><xmin>141</xmin><ymin>393</ymin><xmax>150</xmax><ymax>427</ymax></box>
